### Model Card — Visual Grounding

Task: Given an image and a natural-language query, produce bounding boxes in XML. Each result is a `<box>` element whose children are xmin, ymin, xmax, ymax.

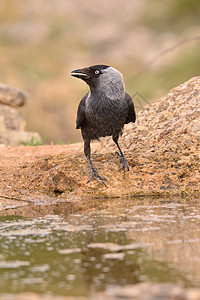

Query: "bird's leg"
<box><xmin>86</xmin><ymin>157</ymin><xmax>107</xmax><ymax>186</ymax></box>
<box><xmin>84</xmin><ymin>140</ymin><xmax>107</xmax><ymax>186</ymax></box>
<box><xmin>113</xmin><ymin>137</ymin><xmax>129</xmax><ymax>171</ymax></box>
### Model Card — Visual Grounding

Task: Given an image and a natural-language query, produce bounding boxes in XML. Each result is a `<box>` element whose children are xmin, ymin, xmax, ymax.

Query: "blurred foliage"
<box><xmin>126</xmin><ymin>46</ymin><xmax>200</xmax><ymax>107</ymax></box>
<box><xmin>0</xmin><ymin>0</ymin><xmax>200</xmax><ymax>143</ymax></box>
<box><xmin>142</xmin><ymin>0</ymin><xmax>200</xmax><ymax>31</ymax></box>
<box><xmin>20</xmin><ymin>136</ymin><xmax>47</xmax><ymax>146</ymax></box>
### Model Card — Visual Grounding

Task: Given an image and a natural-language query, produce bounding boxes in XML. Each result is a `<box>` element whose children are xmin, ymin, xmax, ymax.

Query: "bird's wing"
<box><xmin>76</xmin><ymin>93</ymin><xmax>88</xmax><ymax>129</ymax></box>
<box><xmin>125</xmin><ymin>92</ymin><xmax>136</xmax><ymax>124</ymax></box>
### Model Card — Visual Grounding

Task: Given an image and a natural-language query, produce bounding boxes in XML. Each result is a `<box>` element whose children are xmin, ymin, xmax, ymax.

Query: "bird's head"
<box><xmin>71</xmin><ymin>65</ymin><xmax>125</xmax><ymax>100</ymax></box>
<box><xmin>71</xmin><ymin>65</ymin><xmax>109</xmax><ymax>82</ymax></box>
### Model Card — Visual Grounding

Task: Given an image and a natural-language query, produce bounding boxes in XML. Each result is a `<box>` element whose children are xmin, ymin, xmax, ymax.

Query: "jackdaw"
<box><xmin>71</xmin><ymin>65</ymin><xmax>136</xmax><ymax>186</ymax></box>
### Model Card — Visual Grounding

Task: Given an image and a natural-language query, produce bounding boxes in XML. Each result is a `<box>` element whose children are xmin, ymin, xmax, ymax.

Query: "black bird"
<box><xmin>71</xmin><ymin>65</ymin><xmax>136</xmax><ymax>186</ymax></box>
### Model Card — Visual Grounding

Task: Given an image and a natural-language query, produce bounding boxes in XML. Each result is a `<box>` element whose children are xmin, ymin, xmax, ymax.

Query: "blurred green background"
<box><xmin>0</xmin><ymin>0</ymin><xmax>200</xmax><ymax>143</ymax></box>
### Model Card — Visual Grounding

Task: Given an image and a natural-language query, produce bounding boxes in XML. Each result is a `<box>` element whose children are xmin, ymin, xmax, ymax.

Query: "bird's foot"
<box><xmin>115</xmin><ymin>152</ymin><xmax>129</xmax><ymax>171</ymax></box>
<box><xmin>86</xmin><ymin>170</ymin><xmax>107</xmax><ymax>187</ymax></box>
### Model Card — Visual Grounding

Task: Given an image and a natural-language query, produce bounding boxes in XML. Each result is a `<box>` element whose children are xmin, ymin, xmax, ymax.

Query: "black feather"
<box><xmin>76</xmin><ymin>93</ymin><xmax>88</xmax><ymax>129</ymax></box>
<box><xmin>125</xmin><ymin>93</ymin><xmax>136</xmax><ymax>124</ymax></box>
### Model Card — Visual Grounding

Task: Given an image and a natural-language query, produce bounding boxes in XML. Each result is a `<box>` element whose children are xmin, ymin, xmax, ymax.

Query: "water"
<box><xmin>0</xmin><ymin>197</ymin><xmax>200</xmax><ymax>297</ymax></box>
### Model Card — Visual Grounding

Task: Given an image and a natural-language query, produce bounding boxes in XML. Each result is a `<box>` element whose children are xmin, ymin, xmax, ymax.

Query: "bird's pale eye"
<box><xmin>95</xmin><ymin>70</ymin><xmax>100</xmax><ymax>75</ymax></box>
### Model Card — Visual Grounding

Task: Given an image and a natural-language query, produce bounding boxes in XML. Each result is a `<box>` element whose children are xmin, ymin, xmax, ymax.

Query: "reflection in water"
<box><xmin>0</xmin><ymin>197</ymin><xmax>200</xmax><ymax>296</ymax></box>
<box><xmin>126</xmin><ymin>201</ymin><xmax>200</xmax><ymax>285</ymax></box>
<box><xmin>81</xmin><ymin>238</ymin><xmax>141</xmax><ymax>292</ymax></box>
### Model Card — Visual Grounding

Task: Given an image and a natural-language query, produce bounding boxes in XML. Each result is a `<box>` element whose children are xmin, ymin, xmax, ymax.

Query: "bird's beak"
<box><xmin>71</xmin><ymin>68</ymin><xmax>90</xmax><ymax>80</ymax></box>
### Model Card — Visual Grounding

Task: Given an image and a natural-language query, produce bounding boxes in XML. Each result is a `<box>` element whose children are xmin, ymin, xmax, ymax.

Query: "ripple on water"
<box><xmin>0</xmin><ymin>197</ymin><xmax>200</xmax><ymax>296</ymax></box>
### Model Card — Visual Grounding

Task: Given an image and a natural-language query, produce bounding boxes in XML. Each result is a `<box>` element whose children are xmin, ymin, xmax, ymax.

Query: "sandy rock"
<box><xmin>0</xmin><ymin>105</ymin><xmax>26</xmax><ymax>131</ymax></box>
<box><xmin>4</xmin><ymin>129</ymin><xmax>41</xmax><ymax>146</ymax></box>
<box><xmin>0</xmin><ymin>83</ymin><xmax>27</xmax><ymax>107</ymax></box>
<box><xmin>42</xmin><ymin>160</ymin><xmax>79</xmax><ymax>193</ymax></box>
<box><xmin>98</xmin><ymin>76</ymin><xmax>200</xmax><ymax>156</ymax></box>
<box><xmin>0</xmin><ymin>83</ymin><xmax>41</xmax><ymax>145</ymax></box>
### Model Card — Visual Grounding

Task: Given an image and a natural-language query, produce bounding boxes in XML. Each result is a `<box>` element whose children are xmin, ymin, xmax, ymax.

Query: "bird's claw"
<box><xmin>115</xmin><ymin>152</ymin><xmax>129</xmax><ymax>171</ymax></box>
<box><xmin>86</xmin><ymin>170</ymin><xmax>108</xmax><ymax>187</ymax></box>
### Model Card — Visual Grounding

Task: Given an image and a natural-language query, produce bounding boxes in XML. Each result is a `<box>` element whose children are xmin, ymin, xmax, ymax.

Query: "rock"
<box><xmin>0</xmin><ymin>105</ymin><xmax>26</xmax><ymax>131</ymax></box>
<box><xmin>1</xmin><ymin>129</ymin><xmax>41</xmax><ymax>146</ymax></box>
<box><xmin>43</xmin><ymin>167</ymin><xmax>79</xmax><ymax>194</ymax></box>
<box><xmin>0</xmin><ymin>82</ymin><xmax>27</xmax><ymax>107</ymax></box>
<box><xmin>0</xmin><ymin>83</ymin><xmax>41</xmax><ymax>145</ymax></box>
<box><xmin>98</xmin><ymin>76</ymin><xmax>200</xmax><ymax>163</ymax></box>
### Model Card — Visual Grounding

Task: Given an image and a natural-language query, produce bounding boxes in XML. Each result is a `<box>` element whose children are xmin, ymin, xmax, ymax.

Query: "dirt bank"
<box><xmin>0</xmin><ymin>77</ymin><xmax>199</xmax><ymax>207</ymax></box>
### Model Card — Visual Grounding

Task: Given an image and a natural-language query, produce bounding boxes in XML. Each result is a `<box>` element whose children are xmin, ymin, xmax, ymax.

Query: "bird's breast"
<box><xmin>86</xmin><ymin>96</ymin><xmax>126</xmax><ymax>119</ymax></box>
<box><xmin>83</xmin><ymin>96</ymin><xmax>128</xmax><ymax>139</ymax></box>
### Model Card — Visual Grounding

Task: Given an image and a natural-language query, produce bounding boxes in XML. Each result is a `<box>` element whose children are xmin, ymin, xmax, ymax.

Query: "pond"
<box><xmin>0</xmin><ymin>197</ymin><xmax>200</xmax><ymax>298</ymax></box>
